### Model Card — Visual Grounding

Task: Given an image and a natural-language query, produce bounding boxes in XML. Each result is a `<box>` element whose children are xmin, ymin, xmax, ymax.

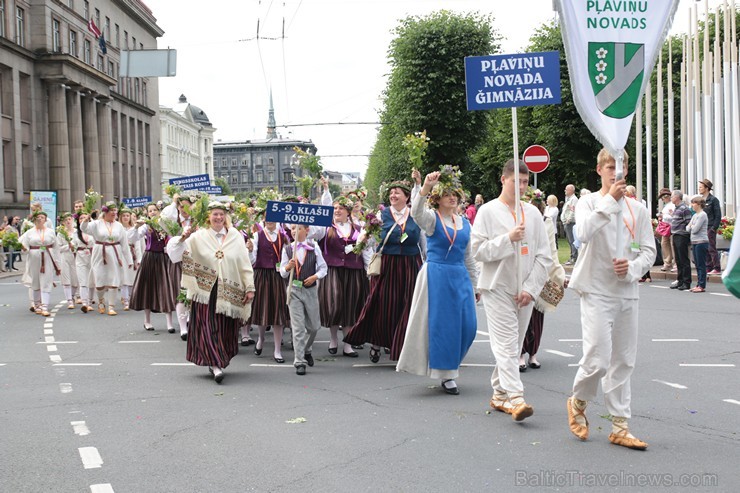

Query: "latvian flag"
<box><xmin>722</xmin><ymin>207</ymin><xmax>740</xmax><ymax>298</ymax></box>
<box><xmin>88</xmin><ymin>18</ymin><xmax>102</xmax><ymax>38</ymax></box>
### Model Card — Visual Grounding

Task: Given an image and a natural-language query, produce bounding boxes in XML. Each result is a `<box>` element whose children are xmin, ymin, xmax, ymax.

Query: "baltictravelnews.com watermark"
<box><xmin>514</xmin><ymin>470</ymin><xmax>718</xmax><ymax>488</ymax></box>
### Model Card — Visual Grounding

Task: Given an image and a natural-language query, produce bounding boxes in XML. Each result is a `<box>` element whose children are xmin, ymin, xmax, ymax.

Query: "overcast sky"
<box><xmin>145</xmin><ymin>0</ymin><xmax>698</xmax><ymax>178</ymax></box>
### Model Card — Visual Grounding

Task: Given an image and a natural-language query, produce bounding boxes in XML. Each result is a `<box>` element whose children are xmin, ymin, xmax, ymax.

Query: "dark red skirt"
<box><xmin>186</xmin><ymin>282</ymin><xmax>241</xmax><ymax>368</ymax></box>
<box><xmin>343</xmin><ymin>254</ymin><xmax>421</xmax><ymax>360</ymax></box>
<box><xmin>318</xmin><ymin>266</ymin><xmax>369</xmax><ymax>327</ymax></box>
<box><xmin>249</xmin><ymin>268</ymin><xmax>289</xmax><ymax>326</ymax></box>
<box><xmin>129</xmin><ymin>250</ymin><xmax>176</xmax><ymax>313</ymax></box>
<box><xmin>168</xmin><ymin>260</ymin><xmax>182</xmax><ymax>305</ymax></box>
<box><xmin>521</xmin><ymin>308</ymin><xmax>545</xmax><ymax>356</ymax></box>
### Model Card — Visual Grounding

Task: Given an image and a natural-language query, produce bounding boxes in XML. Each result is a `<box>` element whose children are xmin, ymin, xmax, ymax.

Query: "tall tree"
<box><xmin>365</xmin><ymin>11</ymin><xmax>500</xmax><ymax>202</ymax></box>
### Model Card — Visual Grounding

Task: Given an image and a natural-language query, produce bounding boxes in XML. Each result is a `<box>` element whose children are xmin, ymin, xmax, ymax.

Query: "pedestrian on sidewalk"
<box><xmin>566</xmin><ymin>148</ymin><xmax>656</xmax><ymax>451</ymax></box>
<box><xmin>670</xmin><ymin>191</ymin><xmax>692</xmax><ymax>291</ymax></box>
<box><xmin>698</xmin><ymin>179</ymin><xmax>722</xmax><ymax>275</ymax></box>
<box><xmin>656</xmin><ymin>188</ymin><xmax>675</xmax><ymax>272</ymax></box>
<box><xmin>561</xmin><ymin>184</ymin><xmax>578</xmax><ymax>265</ymax></box>
<box><xmin>687</xmin><ymin>196</ymin><xmax>709</xmax><ymax>293</ymax></box>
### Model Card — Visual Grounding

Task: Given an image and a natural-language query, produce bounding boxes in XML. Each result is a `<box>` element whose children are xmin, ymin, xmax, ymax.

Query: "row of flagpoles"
<box><xmin>633</xmin><ymin>0</ymin><xmax>739</xmax><ymax>218</ymax></box>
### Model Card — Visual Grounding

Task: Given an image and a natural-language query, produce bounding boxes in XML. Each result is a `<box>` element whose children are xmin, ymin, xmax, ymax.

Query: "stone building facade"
<box><xmin>159</xmin><ymin>94</ymin><xmax>215</xmax><ymax>183</ymax></box>
<box><xmin>0</xmin><ymin>0</ymin><xmax>163</xmax><ymax>216</ymax></box>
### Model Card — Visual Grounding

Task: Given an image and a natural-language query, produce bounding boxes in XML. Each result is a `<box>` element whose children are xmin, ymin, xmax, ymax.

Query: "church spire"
<box><xmin>266</xmin><ymin>89</ymin><xmax>277</xmax><ymax>139</ymax></box>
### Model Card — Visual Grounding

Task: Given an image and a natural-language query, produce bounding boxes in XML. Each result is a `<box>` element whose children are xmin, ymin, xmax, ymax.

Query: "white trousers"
<box><xmin>572</xmin><ymin>293</ymin><xmax>639</xmax><ymax>418</ymax></box>
<box><xmin>482</xmin><ymin>289</ymin><xmax>534</xmax><ymax>396</ymax></box>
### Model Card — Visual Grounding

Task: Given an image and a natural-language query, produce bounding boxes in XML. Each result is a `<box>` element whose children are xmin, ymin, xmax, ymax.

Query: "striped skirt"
<box><xmin>318</xmin><ymin>266</ymin><xmax>370</xmax><ymax>327</ymax></box>
<box><xmin>249</xmin><ymin>268</ymin><xmax>289</xmax><ymax>326</ymax></box>
<box><xmin>344</xmin><ymin>254</ymin><xmax>421</xmax><ymax>360</ymax></box>
<box><xmin>168</xmin><ymin>260</ymin><xmax>183</xmax><ymax>305</ymax></box>
<box><xmin>186</xmin><ymin>282</ymin><xmax>241</xmax><ymax>368</ymax></box>
<box><xmin>521</xmin><ymin>308</ymin><xmax>545</xmax><ymax>356</ymax></box>
<box><xmin>129</xmin><ymin>250</ymin><xmax>176</xmax><ymax>313</ymax></box>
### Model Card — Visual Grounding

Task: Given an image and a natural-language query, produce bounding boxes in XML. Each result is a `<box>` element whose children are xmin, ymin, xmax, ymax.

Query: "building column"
<box><xmin>47</xmin><ymin>84</ymin><xmax>71</xmax><ymax>209</ymax></box>
<box><xmin>67</xmin><ymin>91</ymin><xmax>85</xmax><ymax>204</ymax></box>
<box><xmin>97</xmin><ymin>102</ymin><xmax>113</xmax><ymax>200</ymax></box>
<box><xmin>131</xmin><ymin>117</ymin><xmax>140</xmax><ymax>196</ymax></box>
<box><xmin>81</xmin><ymin>95</ymin><xmax>101</xmax><ymax>196</ymax></box>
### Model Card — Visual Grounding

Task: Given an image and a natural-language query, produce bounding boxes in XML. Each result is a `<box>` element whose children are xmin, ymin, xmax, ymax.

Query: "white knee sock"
<box><xmin>120</xmin><ymin>285</ymin><xmax>129</xmax><ymax>302</ymax></box>
<box><xmin>33</xmin><ymin>290</ymin><xmax>41</xmax><ymax>306</ymax></box>
<box><xmin>176</xmin><ymin>303</ymin><xmax>188</xmax><ymax>334</ymax></box>
<box><xmin>41</xmin><ymin>291</ymin><xmax>51</xmax><ymax>307</ymax></box>
<box><xmin>63</xmin><ymin>285</ymin><xmax>73</xmax><ymax>302</ymax></box>
<box><xmin>106</xmin><ymin>289</ymin><xmax>117</xmax><ymax>308</ymax></box>
<box><xmin>165</xmin><ymin>312</ymin><xmax>174</xmax><ymax>330</ymax></box>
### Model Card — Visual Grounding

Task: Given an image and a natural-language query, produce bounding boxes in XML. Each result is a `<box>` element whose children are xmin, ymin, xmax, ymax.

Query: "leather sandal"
<box><xmin>567</xmin><ymin>397</ymin><xmax>589</xmax><ymax>441</ymax></box>
<box><xmin>511</xmin><ymin>402</ymin><xmax>534</xmax><ymax>421</ymax></box>
<box><xmin>489</xmin><ymin>395</ymin><xmax>512</xmax><ymax>414</ymax></box>
<box><xmin>608</xmin><ymin>429</ymin><xmax>648</xmax><ymax>450</ymax></box>
<box><xmin>369</xmin><ymin>347</ymin><xmax>380</xmax><ymax>363</ymax></box>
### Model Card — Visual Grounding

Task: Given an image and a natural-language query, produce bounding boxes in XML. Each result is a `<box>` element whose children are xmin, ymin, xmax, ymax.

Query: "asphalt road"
<box><xmin>1</xmin><ymin>275</ymin><xmax>738</xmax><ymax>493</ymax></box>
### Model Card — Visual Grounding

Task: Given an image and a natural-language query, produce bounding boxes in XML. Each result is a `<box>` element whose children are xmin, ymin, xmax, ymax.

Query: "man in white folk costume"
<box><xmin>566</xmin><ymin>149</ymin><xmax>656</xmax><ymax>450</ymax></box>
<box><xmin>471</xmin><ymin>160</ymin><xmax>551</xmax><ymax>421</ymax></box>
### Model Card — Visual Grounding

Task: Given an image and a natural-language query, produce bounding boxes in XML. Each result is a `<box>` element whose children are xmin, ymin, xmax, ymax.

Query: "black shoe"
<box><xmin>442</xmin><ymin>379</ymin><xmax>459</xmax><ymax>395</ymax></box>
<box><xmin>670</xmin><ymin>281</ymin><xmax>680</xmax><ymax>289</ymax></box>
<box><xmin>214</xmin><ymin>370</ymin><xmax>224</xmax><ymax>384</ymax></box>
<box><xmin>328</xmin><ymin>346</ymin><xmax>338</xmax><ymax>355</ymax></box>
<box><xmin>519</xmin><ymin>364</ymin><xmax>527</xmax><ymax>372</ymax></box>
<box><xmin>351</xmin><ymin>344</ymin><xmax>364</xmax><ymax>350</ymax></box>
<box><xmin>240</xmin><ymin>337</ymin><xmax>254</xmax><ymax>347</ymax></box>
<box><xmin>254</xmin><ymin>346</ymin><xmax>263</xmax><ymax>356</ymax></box>
<box><xmin>144</xmin><ymin>324</ymin><xmax>155</xmax><ymax>331</ymax></box>
<box><xmin>384</xmin><ymin>347</ymin><xmax>390</xmax><ymax>354</ymax></box>
<box><xmin>273</xmin><ymin>356</ymin><xmax>285</xmax><ymax>364</ymax></box>
<box><xmin>181</xmin><ymin>333</ymin><xmax>188</xmax><ymax>341</ymax></box>
<box><xmin>167</xmin><ymin>327</ymin><xmax>176</xmax><ymax>334</ymax></box>
<box><xmin>343</xmin><ymin>350</ymin><xmax>359</xmax><ymax>358</ymax></box>
<box><xmin>305</xmin><ymin>353</ymin><xmax>314</xmax><ymax>367</ymax></box>
<box><xmin>296</xmin><ymin>364</ymin><xmax>306</xmax><ymax>375</ymax></box>
<box><xmin>369</xmin><ymin>347</ymin><xmax>380</xmax><ymax>364</ymax></box>
<box><xmin>528</xmin><ymin>362</ymin><xmax>541</xmax><ymax>369</ymax></box>
<box><xmin>677</xmin><ymin>284</ymin><xmax>690</xmax><ymax>291</ymax></box>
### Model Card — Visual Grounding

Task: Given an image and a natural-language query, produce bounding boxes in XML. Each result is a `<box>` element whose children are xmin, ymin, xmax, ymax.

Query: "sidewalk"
<box><xmin>563</xmin><ymin>263</ymin><xmax>724</xmax><ymax>283</ymax></box>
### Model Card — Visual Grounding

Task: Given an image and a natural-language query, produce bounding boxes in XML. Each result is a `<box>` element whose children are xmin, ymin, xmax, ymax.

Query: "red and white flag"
<box><xmin>88</xmin><ymin>18</ymin><xmax>101</xmax><ymax>38</ymax></box>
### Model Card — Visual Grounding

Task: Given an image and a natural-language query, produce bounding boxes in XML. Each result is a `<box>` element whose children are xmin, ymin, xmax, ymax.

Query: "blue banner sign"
<box><xmin>265</xmin><ymin>200</ymin><xmax>334</xmax><ymax>227</ymax></box>
<box><xmin>199</xmin><ymin>186</ymin><xmax>223</xmax><ymax>194</ymax></box>
<box><xmin>465</xmin><ymin>51</ymin><xmax>561</xmax><ymax>110</ymax></box>
<box><xmin>169</xmin><ymin>174</ymin><xmax>210</xmax><ymax>191</ymax></box>
<box><xmin>30</xmin><ymin>190</ymin><xmax>58</xmax><ymax>228</ymax></box>
<box><xmin>122</xmin><ymin>196</ymin><xmax>152</xmax><ymax>208</ymax></box>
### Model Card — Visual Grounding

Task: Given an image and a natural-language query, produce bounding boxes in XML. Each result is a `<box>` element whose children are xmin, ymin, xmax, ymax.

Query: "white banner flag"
<box><xmin>555</xmin><ymin>0</ymin><xmax>680</xmax><ymax>153</ymax></box>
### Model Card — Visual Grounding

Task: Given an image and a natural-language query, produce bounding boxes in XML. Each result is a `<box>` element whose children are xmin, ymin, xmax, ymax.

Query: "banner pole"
<box><xmin>512</xmin><ymin>106</ymin><xmax>522</xmax><ymax>293</ymax></box>
<box><xmin>615</xmin><ymin>149</ymin><xmax>625</xmax><ymax>258</ymax></box>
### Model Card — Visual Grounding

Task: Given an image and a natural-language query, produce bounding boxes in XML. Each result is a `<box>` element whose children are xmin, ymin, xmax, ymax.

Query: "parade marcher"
<box><xmin>56</xmin><ymin>212</ymin><xmax>80</xmax><ymax>309</ymax></box>
<box><xmin>162</xmin><ymin>195</ymin><xmax>196</xmax><ymax>340</ymax></box>
<box><xmin>74</xmin><ymin>212</ymin><xmax>96</xmax><ymax>313</ymax></box>
<box><xmin>344</xmin><ymin>178</ymin><xmax>423</xmax><ymax>363</ymax></box>
<box><xmin>22</xmin><ymin>202</ymin><xmax>52</xmax><ymax>312</ymax></box>
<box><xmin>118</xmin><ymin>207</ymin><xmax>139</xmax><ymax>311</ymax></box>
<box><xmin>129</xmin><ymin>203</ymin><xmax>176</xmax><ymax>331</ymax></box>
<box><xmin>81</xmin><ymin>201</ymin><xmax>133</xmax><ymax>316</ymax></box>
<box><xmin>687</xmin><ymin>196</ymin><xmax>709</xmax><ymax>293</ymax></box>
<box><xmin>174</xmin><ymin>202</ymin><xmax>255</xmax><ymax>383</ymax></box>
<box><xmin>698</xmin><ymin>179</ymin><xmax>722</xmax><ymax>275</ymax></box>
<box><xmin>247</xmin><ymin>219</ymin><xmax>291</xmax><ymax>363</ymax></box>
<box><xmin>670</xmin><ymin>191</ymin><xmax>692</xmax><ymax>291</ymax></box>
<box><xmin>471</xmin><ymin>160</ymin><xmax>551</xmax><ymax>420</ymax></box>
<box><xmin>280</xmin><ymin>223</ymin><xmax>327</xmax><ymax>375</ymax></box>
<box><xmin>20</xmin><ymin>211</ymin><xmax>60</xmax><ymax>317</ymax></box>
<box><xmin>314</xmin><ymin>195</ymin><xmax>371</xmax><ymax>357</ymax></box>
<box><xmin>397</xmin><ymin>167</ymin><xmax>479</xmax><ymax>395</ymax></box>
<box><xmin>566</xmin><ymin>149</ymin><xmax>656</xmax><ymax>450</ymax></box>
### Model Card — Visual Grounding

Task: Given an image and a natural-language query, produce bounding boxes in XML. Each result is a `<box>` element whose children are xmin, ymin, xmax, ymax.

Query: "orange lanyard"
<box><xmin>37</xmin><ymin>228</ymin><xmax>45</xmax><ymax>244</ymax></box>
<box><xmin>436</xmin><ymin>211</ymin><xmax>457</xmax><ymax>251</ymax></box>
<box><xmin>622</xmin><ymin>198</ymin><xmax>636</xmax><ymax>240</ymax></box>
<box><xmin>392</xmin><ymin>208</ymin><xmax>409</xmax><ymax>234</ymax></box>
<box><xmin>507</xmin><ymin>202</ymin><xmax>526</xmax><ymax>227</ymax></box>
<box><xmin>294</xmin><ymin>245</ymin><xmax>307</xmax><ymax>278</ymax></box>
<box><xmin>105</xmin><ymin>221</ymin><xmax>115</xmax><ymax>238</ymax></box>
<box><xmin>264</xmin><ymin>229</ymin><xmax>282</xmax><ymax>260</ymax></box>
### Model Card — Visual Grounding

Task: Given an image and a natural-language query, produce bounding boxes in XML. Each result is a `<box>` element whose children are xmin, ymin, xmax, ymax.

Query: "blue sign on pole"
<box><xmin>169</xmin><ymin>174</ymin><xmax>210</xmax><ymax>191</ymax></box>
<box><xmin>265</xmin><ymin>200</ymin><xmax>334</xmax><ymax>227</ymax></box>
<box><xmin>122</xmin><ymin>196</ymin><xmax>152</xmax><ymax>208</ymax></box>
<box><xmin>464</xmin><ymin>51</ymin><xmax>561</xmax><ymax>110</ymax></box>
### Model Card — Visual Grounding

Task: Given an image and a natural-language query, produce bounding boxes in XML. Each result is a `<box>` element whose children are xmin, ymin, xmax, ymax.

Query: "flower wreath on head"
<box><xmin>429</xmin><ymin>165</ymin><xmax>465</xmax><ymax>209</ymax></box>
<box><xmin>58</xmin><ymin>212</ymin><xmax>73</xmax><ymax>223</ymax></box>
<box><xmin>207</xmin><ymin>201</ymin><xmax>229</xmax><ymax>212</ymax></box>
<box><xmin>31</xmin><ymin>210</ymin><xmax>48</xmax><ymax>221</ymax></box>
<box><xmin>333</xmin><ymin>195</ymin><xmax>354</xmax><ymax>213</ymax></box>
<box><xmin>379</xmin><ymin>180</ymin><xmax>413</xmax><ymax>205</ymax></box>
<box><xmin>346</xmin><ymin>187</ymin><xmax>368</xmax><ymax>204</ymax></box>
<box><xmin>101</xmin><ymin>201</ymin><xmax>118</xmax><ymax>213</ymax></box>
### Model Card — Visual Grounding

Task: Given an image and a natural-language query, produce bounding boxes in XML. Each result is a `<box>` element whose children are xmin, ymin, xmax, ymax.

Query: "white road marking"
<box><xmin>649</xmin><ymin>285</ymin><xmax>669</xmax><ymax>289</ymax></box>
<box><xmin>37</xmin><ymin>341</ymin><xmax>77</xmax><ymax>344</ymax></box>
<box><xmin>71</xmin><ymin>421</ymin><xmax>90</xmax><ymax>436</ymax></box>
<box><xmin>680</xmin><ymin>363</ymin><xmax>735</xmax><ymax>367</ymax></box>
<box><xmin>559</xmin><ymin>338</ymin><xmax>582</xmax><ymax>342</ymax></box>
<box><xmin>45</xmin><ymin>318</ymin><xmax>54</xmax><ymax>323</ymax></box>
<box><xmin>723</xmin><ymin>399</ymin><xmax>740</xmax><ymax>406</ymax></box>
<box><xmin>44</xmin><ymin>323</ymin><xmax>54</xmax><ymax>328</ymax></box>
<box><xmin>44</xmin><ymin>329</ymin><xmax>53</xmax><ymax>335</ymax></box>
<box><xmin>150</xmin><ymin>363</ymin><xmax>195</xmax><ymax>366</ymax></box>
<box><xmin>90</xmin><ymin>484</ymin><xmax>115</xmax><ymax>493</ymax></box>
<box><xmin>461</xmin><ymin>363</ymin><xmax>496</xmax><ymax>367</ymax></box>
<box><xmin>44</xmin><ymin>336</ymin><xmax>55</xmax><ymax>343</ymax></box>
<box><xmin>78</xmin><ymin>447</ymin><xmax>103</xmax><ymax>469</ymax></box>
<box><xmin>652</xmin><ymin>379</ymin><xmax>688</xmax><ymax>389</ymax></box>
<box><xmin>652</xmin><ymin>338</ymin><xmax>699</xmax><ymax>342</ymax></box>
<box><xmin>47</xmin><ymin>345</ymin><xmax>58</xmax><ymax>352</ymax></box>
<box><xmin>476</xmin><ymin>330</ymin><xmax>489</xmax><ymax>337</ymax></box>
<box><xmin>710</xmin><ymin>293</ymin><xmax>731</xmax><ymax>297</ymax></box>
<box><xmin>545</xmin><ymin>349</ymin><xmax>575</xmax><ymax>358</ymax></box>
<box><xmin>473</xmin><ymin>340</ymin><xmax>491</xmax><ymax>343</ymax></box>
<box><xmin>568</xmin><ymin>363</ymin><xmax>580</xmax><ymax>367</ymax></box>
<box><xmin>49</xmin><ymin>355</ymin><xmax>62</xmax><ymax>363</ymax></box>
<box><xmin>250</xmin><ymin>364</ymin><xmax>296</xmax><ymax>368</ymax></box>
<box><xmin>351</xmin><ymin>363</ymin><xmax>396</xmax><ymax>368</ymax></box>
<box><xmin>53</xmin><ymin>363</ymin><xmax>101</xmax><ymax>366</ymax></box>
<box><xmin>0</xmin><ymin>363</ymin><xmax>6</xmax><ymax>366</ymax></box>
<box><xmin>118</xmin><ymin>341</ymin><xmax>160</xmax><ymax>344</ymax></box>
<box><xmin>59</xmin><ymin>383</ymin><xmax>73</xmax><ymax>394</ymax></box>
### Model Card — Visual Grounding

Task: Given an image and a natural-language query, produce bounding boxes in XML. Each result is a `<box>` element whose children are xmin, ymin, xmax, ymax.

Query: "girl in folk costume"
<box><xmin>20</xmin><ymin>211</ymin><xmax>61</xmax><ymax>317</ymax></box>
<box><xmin>347</xmin><ymin>188</ymin><xmax>368</xmax><ymax>227</ymax></box>
<box><xmin>162</xmin><ymin>195</ymin><xmax>195</xmax><ymax>340</ymax></box>
<box><xmin>344</xmin><ymin>178</ymin><xmax>423</xmax><ymax>363</ymax></box>
<box><xmin>129</xmin><ymin>203</ymin><xmax>176</xmax><ymax>332</ymax></box>
<box><xmin>247</xmin><ymin>218</ymin><xmax>291</xmax><ymax>363</ymax></box>
<box><xmin>397</xmin><ymin>168</ymin><xmax>480</xmax><ymax>396</ymax></box>
<box><xmin>81</xmin><ymin>201</ymin><xmax>134</xmax><ymax>316</ymax></box>
<box><xmin>118</xmin><ymin>207</ymin><xmax>140</xmax><ymax>311</ymax></box>
<box><xmin>314</xmin><ymin>195</ymin><xmax>372</xmax><ymax>357</ymax></box>
<box><xmin>173</xmin><ymin>202</ymin><xmax>255</xmax><ymax>383</ymax></box>
<box><xmin>74</xmin><ymin>212</ymin><xmax>96</xmax><ymax>313</ymax></box>
<box><xmin>56</xmin><ymin>212</ymin><xmax>80</xmax><ymax>309</ymax></box>
<box><xmin>22</xmin><ymin>202</ymin><xmax>52</xmax><ymax>312</ymax></box>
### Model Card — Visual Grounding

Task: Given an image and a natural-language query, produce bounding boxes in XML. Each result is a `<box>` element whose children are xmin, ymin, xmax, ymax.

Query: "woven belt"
<box><xmin>29</xmin><ymin>245</ymin><xmax>60</xmax><ymax>274</ymax></box>
<box><xmin>96</xmin><ymin>241</ymin><xmax>123</xmax><ymax>266</ymax></box>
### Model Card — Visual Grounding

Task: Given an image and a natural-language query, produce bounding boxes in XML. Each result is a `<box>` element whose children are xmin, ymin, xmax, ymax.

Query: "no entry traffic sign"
<box><xmin>522</xmin><ymin>145</ymin><xmax>550</xmax><ymax>174</ymax></box>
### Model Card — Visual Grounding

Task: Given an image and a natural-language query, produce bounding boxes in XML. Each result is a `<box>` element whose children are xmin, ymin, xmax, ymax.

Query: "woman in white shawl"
<box><xmin>20</xmin><ymin>210</ymin><xmax>60</xmax><ymax>317</ymax></box>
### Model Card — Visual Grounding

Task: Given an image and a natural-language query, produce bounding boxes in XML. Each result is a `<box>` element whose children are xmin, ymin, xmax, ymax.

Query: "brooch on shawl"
<box><xmin>215</xmin><ymin>250</ymin><xmax>224</xmax><ymax>260</ymax></box>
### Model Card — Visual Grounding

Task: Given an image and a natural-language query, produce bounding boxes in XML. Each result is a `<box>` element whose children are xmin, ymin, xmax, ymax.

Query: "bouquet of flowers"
<box><xmin>402</xmin><ymin>130</ymin><xmax>430</xmax><ymax>171</ymax></box>
<box><xmin>159</xmin><ymin>217</ymin><xmax>183</xmax><ymax>238</ymax></box>
<box><xmin>232</xmin><ymin>201</ymin><xmax>257</xmax><ymax>234</ymax></box>
<box><xmin>163</xmin><ymin>184</ymin><xmax>183</xmax><ymax>198</ymax></box>
<box><xmin>56</xmin><ymin>225</ymin><xmax>74</xmax><ymax>245</ymax></box>
<box><xmin>0</xmin><ymin>229</ymin><xmax>22</xmax><ymax>250</ymax></box>
<box><xmin>184</xmin><ymin>194</ymin><xmax>211</xmax><ymax>230</ymax></box>
<box><xmin>522</xmin><ymin>187</ymin><xmax>546</xmax><ymax>206</ymax></box>
<box><xmin>82</xmin><ymin>188</ymin><xmax>103</xmax><ymax>214</ymax></box>
<box><xmin>718</xmin><ymin>216</ymin><xmax>735</xmax><ymax>240</ymax></box>
<box><xmin>352</xmin><ymin>210</ymin><xmax>383</xmax><ymax>254</ymax></box>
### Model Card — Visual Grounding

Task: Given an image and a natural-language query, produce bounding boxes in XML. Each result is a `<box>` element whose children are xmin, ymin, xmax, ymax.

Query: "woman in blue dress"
<box><xmin>397</xmin><ymin>167</ymin><xmax>480</xmax><ymax>395</ymax></box>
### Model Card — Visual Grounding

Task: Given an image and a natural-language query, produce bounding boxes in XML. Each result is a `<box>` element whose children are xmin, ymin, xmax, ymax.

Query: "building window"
<box><xmin>108</xmin><ymin>61</ymin><xmax>114</xmax><ymax>78</ymax></box>
<box><xmin>68</xmin><ymin>1</ymin><xmax>74</xmax><ymax>10</ymax></box>
<box><xmin>124</xmin><ymin>30</ymin><xmax>128</xmax><ymax>48</ymax></box>
<box><xmin>241</xmin><ymin>172</ymin><xmax>248</xmax><ymax>183</ymax></box>
<box><xmin>139</xmin><ymin>42</ymin><xmax>143</xmax><ymax>50</ymax></box>
<box><xmin>97</xmin><ymin>54</ymin><xmax>104</xmax><ymax>71</ymax></box>
<box><xmin>268</xmin><ymin>157</ymin><xmax>274</xmax><ymax>166</ymax></box>
<box><xmin>52</xmin><ymin>19</ymin><xmax>61</xmax><ymax>52</ymax></box>
<box><xmin>256</xmin><ymin>171</ymin><xmax>263</xmax><ymax>182</ymax></box>
<box><xmin>15</xmin><ymin>7</ymin><xmax>24</xmax><ymax>47</ymax></box>
<box><xmin>83</xmin><ymin>1</ymin><xmax>89</xmax><ymax>20</ymax></box>
<box><xmin>115</xmin><ymin>24</ymin><xmax>119</xmax><ymax>47</ymax></box>
<box><xmin>104</xmin><ymin>17</ymin><xmax>110</xmax><ymax>40</ymax></box>
<box><xmin>69</xmin><ymin>30</ymin><xmax>77</xmax><ymax>57</ymax></box>
<box><xmin>94</xmin><ymin>9</ymin><xmax>100</xmax><ymax>29</ymax></box>
<box><xmin>0</xmin><ymin>1</ymin><xmax>6</xmax><ymax>38</ymax></box>
<box><xmin>83</xmin><ymin>39</ymin><xmax>91</xmax><ymax>63</ymax></box>
<box><xmin>142</xmin><ymin>81</ymin><xmax>147</xmax><ymax>103</ymax></box>
<box><xmin>132</xmin><ymin>36</ymin><xmax>136</xmax><ymax>49</ymax></box>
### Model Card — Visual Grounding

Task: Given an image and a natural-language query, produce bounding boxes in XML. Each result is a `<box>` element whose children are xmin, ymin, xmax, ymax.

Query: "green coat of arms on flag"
<box><xmin>588</xmin><ymin>42</ymin><xmax>645</xmax><ymax>119</ymax></box>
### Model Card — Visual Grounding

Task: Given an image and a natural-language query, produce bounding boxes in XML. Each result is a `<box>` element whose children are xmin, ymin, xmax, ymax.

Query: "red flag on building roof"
<box><xmin>88</xmin><ymin>18</ymin><xmax>101</xmax><ymax>38</ymax></box>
